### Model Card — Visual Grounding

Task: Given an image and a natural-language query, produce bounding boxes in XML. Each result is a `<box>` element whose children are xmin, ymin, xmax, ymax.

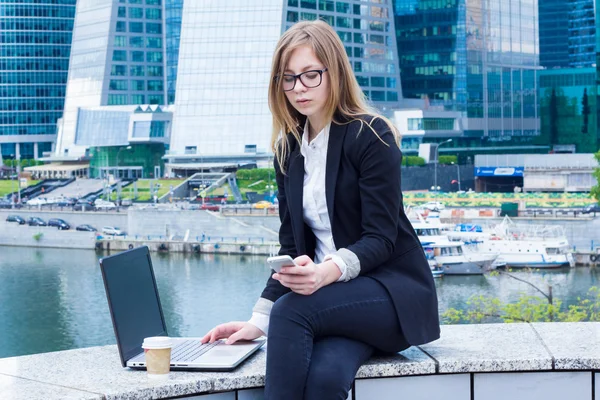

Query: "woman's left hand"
<box><xmin>272</xmin><ymin>255</ymin><xmax>341</xmax><ymax>295</ymax></box>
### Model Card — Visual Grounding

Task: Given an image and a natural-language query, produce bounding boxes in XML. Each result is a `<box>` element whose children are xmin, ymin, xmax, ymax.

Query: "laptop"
<box><xmin>99</xmin><ymin>246</ymin><xmax>265</xmax><ymax>371</ymax></box>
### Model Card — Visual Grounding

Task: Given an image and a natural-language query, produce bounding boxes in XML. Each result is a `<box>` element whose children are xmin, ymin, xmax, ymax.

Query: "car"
<box><xmin>200</xmin><ymin>202</ymin><xmax>220</xmax><ymax>211</ymax></box>
<box><xmin>47</xmin><ymin>218</ymin><xmax>71</xmax><ymax>230</ymax></box>
<box><xmin>27</xmin><ymin>217</ymin><xmax>47</xmax><ymax>226</ymax></box>
<box><xmin>0</xmin><ymin>201</ymin><xmax>12</xmax><ymax>209</ymax></box>
<box><xmin>6</xmin><ymin>215</ymin><xmax>26</xmax><ymax>224</ymax></box>
<box><xmin>74</xmin><ymin>198</ymin><xmax>95</xmax><ymax>211</ymax></box>
<box><xmin>95</xmin><ymin>200</ymin><xmax>117</xmax><ymax>209</ymax></box>
<box><xmin>27</xmin><ymin>197</ymin><xmax>48</xmax><ymax>206</ymax></box>
<box><xmin>102</xmin><ymin>226</ymin><xmax>125</xmax><ymax>236</ymax></box>
<box><xmin>76</xmin><ymin>224</ymin><xmax>97</xmax><ymax>232</ymax></box>
<box><xmin>252</xmin><ymin>200</ymin><xmax>273</xmax><ymax>209</ymax></box>
<box><xmin>420</xmin><ymin>201</ymin><xmax>446</xmax><ymax>212</ymax></box>
<box><xmin>582</xmin><ymin>204</ymin><xmax>600</xmax><ymax>214</ymax></box>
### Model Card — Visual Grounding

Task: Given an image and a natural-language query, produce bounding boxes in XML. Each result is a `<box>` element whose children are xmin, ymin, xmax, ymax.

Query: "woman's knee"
<box><xmin>269</xmin><ymin>292</ymin><xmax>313</xmax><ymax>330</ymax></box>
<box><xmin>304</xmin><ymin>362</ymin><xmax>351</xmax><ymax>400</ymax></box>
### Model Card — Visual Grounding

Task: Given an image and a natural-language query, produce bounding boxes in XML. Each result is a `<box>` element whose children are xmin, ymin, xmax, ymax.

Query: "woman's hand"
<box><xmin>272</xmin><ymin>255</ymin><xmax>342</xmax><ymax>295</ymax></box>
<box><xmin>201</xmin><ymin>322</ymin><xmax>264</xmax><ymax>345</ymax></box>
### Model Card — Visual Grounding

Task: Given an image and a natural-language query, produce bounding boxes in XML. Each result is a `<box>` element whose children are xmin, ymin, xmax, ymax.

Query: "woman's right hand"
<box><xmin>200</xmin><ymin>321</ymin><xmax>264</xmax><ymax>345</ymax></box>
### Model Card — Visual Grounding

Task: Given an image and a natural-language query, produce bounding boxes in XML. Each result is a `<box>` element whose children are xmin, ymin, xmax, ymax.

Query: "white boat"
<box><xmin>422</xmin><ymin>241</ymin><xmax>497</xmax><ymax>275</ymax></box>
<box><xmin>465</xmin><ymin>217</ymin><xmax>575</xmax><ymax>269</ymax></box>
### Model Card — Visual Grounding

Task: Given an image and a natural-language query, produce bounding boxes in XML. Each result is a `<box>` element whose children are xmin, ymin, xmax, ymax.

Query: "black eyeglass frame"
<box><xmin>276</xmin><ymin>68</ymin><xmax>328</xmax><ymax>91</ymax></box>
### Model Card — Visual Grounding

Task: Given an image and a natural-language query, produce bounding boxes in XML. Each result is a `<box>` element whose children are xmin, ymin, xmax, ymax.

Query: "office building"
<box><xmin>568</xmin><ymin>0</ymin><xmax>596</xmax><ymax>68</ymax></box>
<box><xmin>0</xmin><ymin>0</ymin><xmax>76</xmax><ymax>160</ymax></box>
<box><xmin>538</xmin><ymin>0</ymin><xmax>570</xmax><ymax>69</ymax></box>
<box><xmin>393</xmin><ymin>0</ymin><xmax>546</xmax><ymax>159</ymax></box>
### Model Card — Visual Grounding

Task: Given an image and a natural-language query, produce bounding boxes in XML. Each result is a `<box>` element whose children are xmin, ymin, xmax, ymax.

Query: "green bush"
<box><xmin>33</xmin><ymin>233</ymin><xmax>43</xmax><ymax>242</ymax></box>
<box><xmin>402</xmin><ymin>156</ymin><xmax>425</xmax><ymax>167</ymax></box>
<box><xmin>236</xmin><ymin>168</ymin><xmax>276</xmax><ymax>181</ymax></box>
<box><xmin>438</xmin><ymin>155</ymin><xmax>458</xmax><ymax>165</ymax></box>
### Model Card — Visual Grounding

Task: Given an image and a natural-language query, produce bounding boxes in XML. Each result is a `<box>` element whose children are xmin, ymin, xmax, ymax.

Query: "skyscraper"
<box><xmin>0</xmin><ymin>0</ymin><xmax>76</xmax><ymax>160</ymax></box>
<box><xmin>568</xmin><ymin>0</ymin><xmax>596</xmax><ymax>67</ymax></box>
<box><xmin>538</xmin><ymin>0</ymin><xmax>570</xmax><ymax>69</ymax></box>
<box><xmin>393</xmin><ymin>0</ymin><xmax>542</xmax><ymax>155</ymax></box>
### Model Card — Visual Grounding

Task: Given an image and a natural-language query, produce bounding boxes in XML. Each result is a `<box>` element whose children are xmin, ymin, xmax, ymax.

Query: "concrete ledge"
<box><xmin>0</xmin><ymin>323</ymin><xmax>599</xmax><ymax>399</ymax></box>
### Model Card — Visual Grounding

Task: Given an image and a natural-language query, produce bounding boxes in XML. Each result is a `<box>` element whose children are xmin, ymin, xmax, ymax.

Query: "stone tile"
<box><xmin>355</xmin><ymin>374</ymin><xmax>470</xmax><ymax>400</ymax></box>
<box><xmin>0</xmin><ymin>345</ymin><xmax>214</xmax><ymax>400</ymax></box>
<box><xmin>0</xmin><ymin>373</ymin><xmax>102</xmax><ymax>400</ymax></box>
<box><xmin>194</xmin><ymin>349</ymin><xmax>266</xmax><ymax>392</ymax></box>
<box><xmin>356</xmin><ymin>346</ymin><xmax>436</xmax><ymax>378</ymax></box>
<box><xmin>420</xmin><ymin>323</ymin><xmax>553</xmax><ymax>373</ymax></box>
<box><xmin>474</xmin><ymin>371</ymin><xmax>591</xmax><ymax>400</ymax></box>
<box><xmin>531</xmin><ymin>322</ymin><xmax>600</xmax><ymax>370</ymax></box>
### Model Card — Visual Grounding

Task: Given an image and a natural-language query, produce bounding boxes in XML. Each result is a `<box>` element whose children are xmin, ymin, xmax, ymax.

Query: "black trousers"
<box><xmin>264</xmin><ymin>276</ymin><xmax>410</xmax><ymax>400</ymax></box>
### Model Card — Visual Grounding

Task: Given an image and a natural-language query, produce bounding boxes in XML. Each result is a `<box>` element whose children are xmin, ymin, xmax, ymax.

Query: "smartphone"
<box><xmin>266</xmin><ymin>255</ymin><xmax>297</xmax><ymax>273</ymax></box>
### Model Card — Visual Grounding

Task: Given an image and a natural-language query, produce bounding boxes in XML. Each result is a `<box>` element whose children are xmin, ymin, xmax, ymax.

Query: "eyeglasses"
<box><xmin>277</xmin><ymin>68</ymin><xmax>328</xmax><ymax>91</ymax></box>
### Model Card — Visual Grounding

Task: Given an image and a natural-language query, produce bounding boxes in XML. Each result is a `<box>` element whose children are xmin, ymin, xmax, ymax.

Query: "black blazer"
<box><xmin>260</xmin><ymin>115</ymin><xmax>440</xmax><ymax>346</ymax></box>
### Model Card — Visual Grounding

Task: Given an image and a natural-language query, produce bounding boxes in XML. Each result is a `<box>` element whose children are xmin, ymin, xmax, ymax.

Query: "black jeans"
<box><xmin>264</xmin><ymin>276</ymin><xmax>410</xmax><ymax>400</ymax></box>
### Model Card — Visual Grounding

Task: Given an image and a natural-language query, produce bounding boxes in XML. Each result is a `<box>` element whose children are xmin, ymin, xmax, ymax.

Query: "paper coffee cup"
<box><xmin>142</xmin><ymin>336</ymin><xmax>173</xmax><ymax>380</ymax></box>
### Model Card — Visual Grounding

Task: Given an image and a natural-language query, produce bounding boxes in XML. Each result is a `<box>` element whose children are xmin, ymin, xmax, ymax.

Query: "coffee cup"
<box><xmin>142</xmin><ymin>336</ymin><xmax>173</xmax><ymax>379</ymax></box>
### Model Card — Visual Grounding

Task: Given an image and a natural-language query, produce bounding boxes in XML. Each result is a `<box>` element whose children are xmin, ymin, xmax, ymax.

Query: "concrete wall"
<box><xmin>0</xmin><ymin>220</ymin><xmax>96</xmax><ymax>249</ymax></box>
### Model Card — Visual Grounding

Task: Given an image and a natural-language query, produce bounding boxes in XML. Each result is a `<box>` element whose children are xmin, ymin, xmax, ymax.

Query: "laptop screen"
<box><xmin>100</xmin><ymin>246</ymin><xmax>167</xmax><ymax>366</ymax></box>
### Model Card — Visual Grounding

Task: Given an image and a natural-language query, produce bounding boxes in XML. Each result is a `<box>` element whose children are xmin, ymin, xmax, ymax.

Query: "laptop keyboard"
<box><xmin>171</xmin><ymin>340</ymin><xmax>220</xmax><ymax>362</ymax></box>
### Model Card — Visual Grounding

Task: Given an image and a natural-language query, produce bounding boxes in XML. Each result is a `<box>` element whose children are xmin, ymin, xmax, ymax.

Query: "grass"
<box><xmin>104</xmin><ymin>179</ymin><xmax>185</xmax><ymax>202</ymax></box>
<box><xmin>0</xmin><ymin>180</ymin><xmax>40</xmax><ymax>197</ymax></box>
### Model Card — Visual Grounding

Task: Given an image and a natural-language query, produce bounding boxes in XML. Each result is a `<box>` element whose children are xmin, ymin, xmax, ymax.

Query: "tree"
<box><xmin>592</xmin><ymin>150</ymin><xmax>600</xmax><ymax>203</ymax></box>
<box><xmin>582</xmin><ymin>88</ymin><xmax>590</xmax><ymax>134</ymax></box>
<box><xmin>549</xmin><ymin>88</ymin><xmax>559</xmax><ymax>145</ymax></box>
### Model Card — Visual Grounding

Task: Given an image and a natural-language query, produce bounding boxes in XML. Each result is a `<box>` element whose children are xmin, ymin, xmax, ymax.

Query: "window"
<box><xmin>336</xmin><ymin>17</ymin><xmax>351</xmax><ymax>28</ymax></box>
<box><xmin>130</xmin><ymin>36</ymin><xmax>144</xmax><ymax>47</ymax></box>
<box><xmin>146</xmin><ymin>8</ymin><xmax>161</xmax><ymax>19</ymax></box>
<box><xmin>147</xmin><ymin>66</ymin><xmax>163</xmax><ymax>76</ymax></box>
<box><xmin>116</xmin><ymin>21</ymin><xmax>126</xmax><ymax>32</ymax></box>
<box><xmin>131</xmin><ymin>80</ymin><xmax>145</xmax><ymax>90</ymax></box>
<box><xmin>146</xmin><ymin>37</ymin><xmax>162</xmax><ymax>48</ymax></box>
<box><xmin>147</xmin><ymin>80</ymin><xmax>164</xmax><ymax>91</ymax></box>
<box><xmin>146</xmin><ymin>51</ymin><xmax>163</xmax><ymax>63</ymax></box>
<box><xmin>130</xmin><ymin>66</ymin><xmax>145</xmax><ymax>76</ymax></box>
<box><xmin>146</xmin><ymin>0</ymin><xmax>161</xmax><ymax>4</ymax></box>
<box><xmin>371</xmin><ymin>91</ymin><xmax>385</xmax><ymax>101</ymax></box>
<box><xmin>287</xmin><ymin>11</ymin><xmax>298</xmax><ymax>23</ymax></box>
<box><xmin>318</xmin><ymin>0</ymin><xmax>334</xmax><ymax>11</ymax></box>
<box><xmin>371</xmin><ymin>77</ymin><xmax>385</xmax><ymax>87</ymax></box>
<box><xmin>108</xmin><ymin>94</ymin><xmax>128</xmax><ymax>105</ymax></box>
<box><xmin>300</xmin><ymin>0</ymin><xmax>316</xmax><ymax>9</ymax></box>
<box><xmin>185</xmin><ymin>146</ymin><xmax>197</xmax><ymax>154</ymax></box>
<box><xmin>109</xmin><ymin>80</ymin><xmax>128</xmax><ymax>91</ymax></box>
<box><xmin>110</xmin><ymin>65</ymin><xmax>127</xmax><ymax>76</ymax></box>
<box><xmin>114</xmin><ymin>36</ymin><xmax>127</xmax><ymax>47</ymax></box>
<box><xmin>117</xmin><ymin>7</ymin><xmax>126</xmax><ymax>17</ymax></box>
<box><xmin>129</xmin><ymin>0</ymin><xmax>142</xmax><ymax>3</ymax></box>
<box><xmin>131</xmin><ymin>94</ymin><xmax>145</xmax><ymax>104</ymax></box>
<box><xmin>300</xmin><ymin>12</ymin><xmax>317</xmax><ymax>21</ymax></box>
<box><xmin>112</xmin><ymin>50</ymin><xmax>127</xmax><ymax>61</ymax></box>
<box><xmin>148</xmin><ymin>95</ymin><xmax>164</xmax><ymax>104</ymax></box>
<box><xmin>146</xmin><ymin>23</ymin><xmax>162</xmax><ymax>34</ymax></box>
<box><xmin>320</xmin><ymin>15</ymin><xmax>334</xmax><ymax>26</ymax></box>
<box><xmin>336</xmin><ymin>2</ymin><xmax>350</xmax><ymax>13</ymax></box>
<box><xmin>131</xmin><ymin>51</ymin><xmax>144</xmax><ymax>62</ymax></box>
<box><xmin>129</xmin><ymin>22</ymin><xmax>143</xmax><ymax>33</ymax></box>
<box><xmin>129</xmin><ymin>7</ymin><xmax>143</xmax><ymax>18</ymax></box>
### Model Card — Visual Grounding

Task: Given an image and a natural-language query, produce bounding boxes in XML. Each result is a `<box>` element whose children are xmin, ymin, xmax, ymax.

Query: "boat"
<box><xmin>421</xmin><ymin>241</ymin><xmax>445</xmax><ymax>278</ymax></box>
<box><xmin>422</xmin><ymin>241</ymin><xmax>497</xmax><ymax>275</ymax></box>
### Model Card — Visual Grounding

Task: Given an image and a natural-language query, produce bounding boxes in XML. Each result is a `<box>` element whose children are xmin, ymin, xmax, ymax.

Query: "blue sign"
<box><xmin>475</xmin><ymin>167</ymin><xmax>524</xmax><ymax>177</ymax></box>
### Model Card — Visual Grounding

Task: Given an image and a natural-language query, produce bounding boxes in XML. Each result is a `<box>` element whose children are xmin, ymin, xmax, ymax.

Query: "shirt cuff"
<box><xmin>325</xmin><ymin>248</ymin><xmax>361</xmax><ymax>282</ymax></box>
<box><xmin>248</xmin><ymin>312</ymin><xmax>269</xmax><ymax>336</ymax></box>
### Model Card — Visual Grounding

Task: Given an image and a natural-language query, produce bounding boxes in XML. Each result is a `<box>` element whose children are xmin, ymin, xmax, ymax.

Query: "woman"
<box><xmin>202</xmin><ymin>20</ymin><xmax>440</xmax><ymax>399</ymax></box>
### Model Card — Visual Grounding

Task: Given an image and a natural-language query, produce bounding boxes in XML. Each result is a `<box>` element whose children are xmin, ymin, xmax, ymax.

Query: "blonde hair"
<box><xmin>268</xmin><ymin>20</ymin><xmax>400</xmax><ymax>172</ymax></box>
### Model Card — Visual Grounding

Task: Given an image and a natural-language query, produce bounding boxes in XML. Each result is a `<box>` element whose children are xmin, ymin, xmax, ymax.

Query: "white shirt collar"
<box><xmin>301</xmin><ymin>119</ymin><xmax>331</xmax><ymax>157</ymax></box>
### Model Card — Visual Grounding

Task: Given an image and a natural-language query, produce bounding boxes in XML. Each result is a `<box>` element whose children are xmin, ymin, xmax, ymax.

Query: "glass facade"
<box><xmin>569</xmin><ymin>0</ymin><xmax>596</xmax><ymax>67</ymax></box>
<box><xmin>166</xmin><ymin>0</ymin><xmax>183</xmax><ymax>104</ymax></box>
<box><xmin>284</xmin><ymin>0</ymin><xmax>402</xmax><ymax>108</ymax></box>
<box><xmin>539</xmin><ymin>68</ymin><xmax>597</xmax><ymax>153</ymax></box>
<box><xmin>538</xmin><ymin>0</ymin><xmax>570</xmax><ymax>68</ymax></box>
<box><xmin>394</xmin><ymin>0</ymin><xmax>540</xmax><ymax>147</ymax></box>
<box><xmin>170</xmin><ymin>1</ymin><xmax>285</xmax><ymax>155</ymax></box>
<box><xmin>0</xmin><ymin>0</ymin><xmax>76</xmax><ymax>159</ymax></box>
<box><xmin>88</xmin><ymin>143</ymin><xmax>165</xmax><ymax>179</ymax></box>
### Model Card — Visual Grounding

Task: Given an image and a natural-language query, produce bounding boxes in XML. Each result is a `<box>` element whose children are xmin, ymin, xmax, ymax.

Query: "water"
<box><xmin>0</xmin><ymin>246</ymin><xmax>598</xmax><ymax>359</ymax></box>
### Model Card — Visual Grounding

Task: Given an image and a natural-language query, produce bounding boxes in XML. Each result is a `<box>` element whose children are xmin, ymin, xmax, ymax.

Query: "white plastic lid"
<box><xmin>142</xmin><ymin>336</ymin><xmax>173</xmax><ymax>349</ymax></box>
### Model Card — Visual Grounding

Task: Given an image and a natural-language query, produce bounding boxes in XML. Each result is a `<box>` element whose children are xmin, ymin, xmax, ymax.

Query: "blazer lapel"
<box><xmin>286</xmin><ymin>142</ymin><xmax>306</xmax><ymax>254</ymax></box>
<box><xmin>325</xmin><ymin>121</ymin><xmax>347</xmax><ymax>226</ymax></box>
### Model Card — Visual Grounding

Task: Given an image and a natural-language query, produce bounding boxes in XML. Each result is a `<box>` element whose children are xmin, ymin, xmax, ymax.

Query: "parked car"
<box><xmin>582</xmin><ymin>203</ymin><xmax>600</xmax><ymax>214</ymax></box>
<box><xmin>56</xmin><ymin>197</ymin><xmax>77</xmax><ymax>207</ymax></box>
<box><xmin>6</xmin><ymin>215</ymin><xmax>26</xmax><ymax>224</ymax></box>
<box><xmin>95</xmin><ymin>200</ymin><xmax>116</xmax><ymax>209</ymax></box>
<box><xmin>420</xmin><ymin>201</ymin><xmax>446</xmax><ymax>212</ymax></box>
<box><xmin>252</xmin><ymin>200</ymin><xmax>273</xmax><ymax>209</ymax></box>
<box><xmin>26</xmin><ymin>197</ymin><xmax>48</xmax><ymax>206</ymax></box>
<box><xmin>48</xmin><ymin>218</ymin><xmax>71</xmax><ymax>230</ymax></box>
<box><xmin>76</xmin><ymin>224</ymin><xmax>97</xmax><ymax>232</ymax></box>
<box><xmin>27</xmin><ymin>217</ymin><xmax>47</xmax><ymax>226</ymax></box>
<box><xmin>200</xmin><ymin>202</ymin><xmax>220</xmax><ymax>211</ymax></box>
<box><xmin>0</xmin><ymin>200</ymin><xmax>12</xmax><ymax>209</ymax></box>
<box><xmin>102</xmin><ymin>226</ymin><xmax>125</xmax><ymax>236</ymax></box>
<box><xmin>74</xmin><ymin>198</ymin><xmax>95</xmax><ymax>211</ymax></box>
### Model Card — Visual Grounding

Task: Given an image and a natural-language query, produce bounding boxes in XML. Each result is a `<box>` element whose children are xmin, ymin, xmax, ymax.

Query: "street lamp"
<box><xmin>434</xmin><ymin>139</ymin><xmax>453</xmax><ymax>192</ymax></box>
<box><xmin>9</xmin><ymin>153</ymin><xmax>20</xmax><ymax>206</ymax></box>
<box><xmin>451</xmin><ymin>162</ymin><xmax>461</xmax><ymax>191</ymax></box>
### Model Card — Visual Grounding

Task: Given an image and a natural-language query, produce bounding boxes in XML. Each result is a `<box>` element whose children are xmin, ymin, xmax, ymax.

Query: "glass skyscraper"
<box><xmin>568</xmin><ymin>0</ymin><xmax>596</xmax><ymax>67</ymax></box>
<box><xmin>0</xmin><ymin>0</ymin><xmax>76</xmax><ymax>160</ymax></box>
<box><xmin>538</xmin><ymin>0</ymin><xmax>570</xmax><ymax>68</ymax></box>
<box><xmin>165</xmin><ymin>0</ymin><xmax>183</xmax><ymax>105</ymax></box>
<box><xmin>394</xmin><ymin>0</ymin><xmax>540</xmax><ymax>151</ymax></box>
